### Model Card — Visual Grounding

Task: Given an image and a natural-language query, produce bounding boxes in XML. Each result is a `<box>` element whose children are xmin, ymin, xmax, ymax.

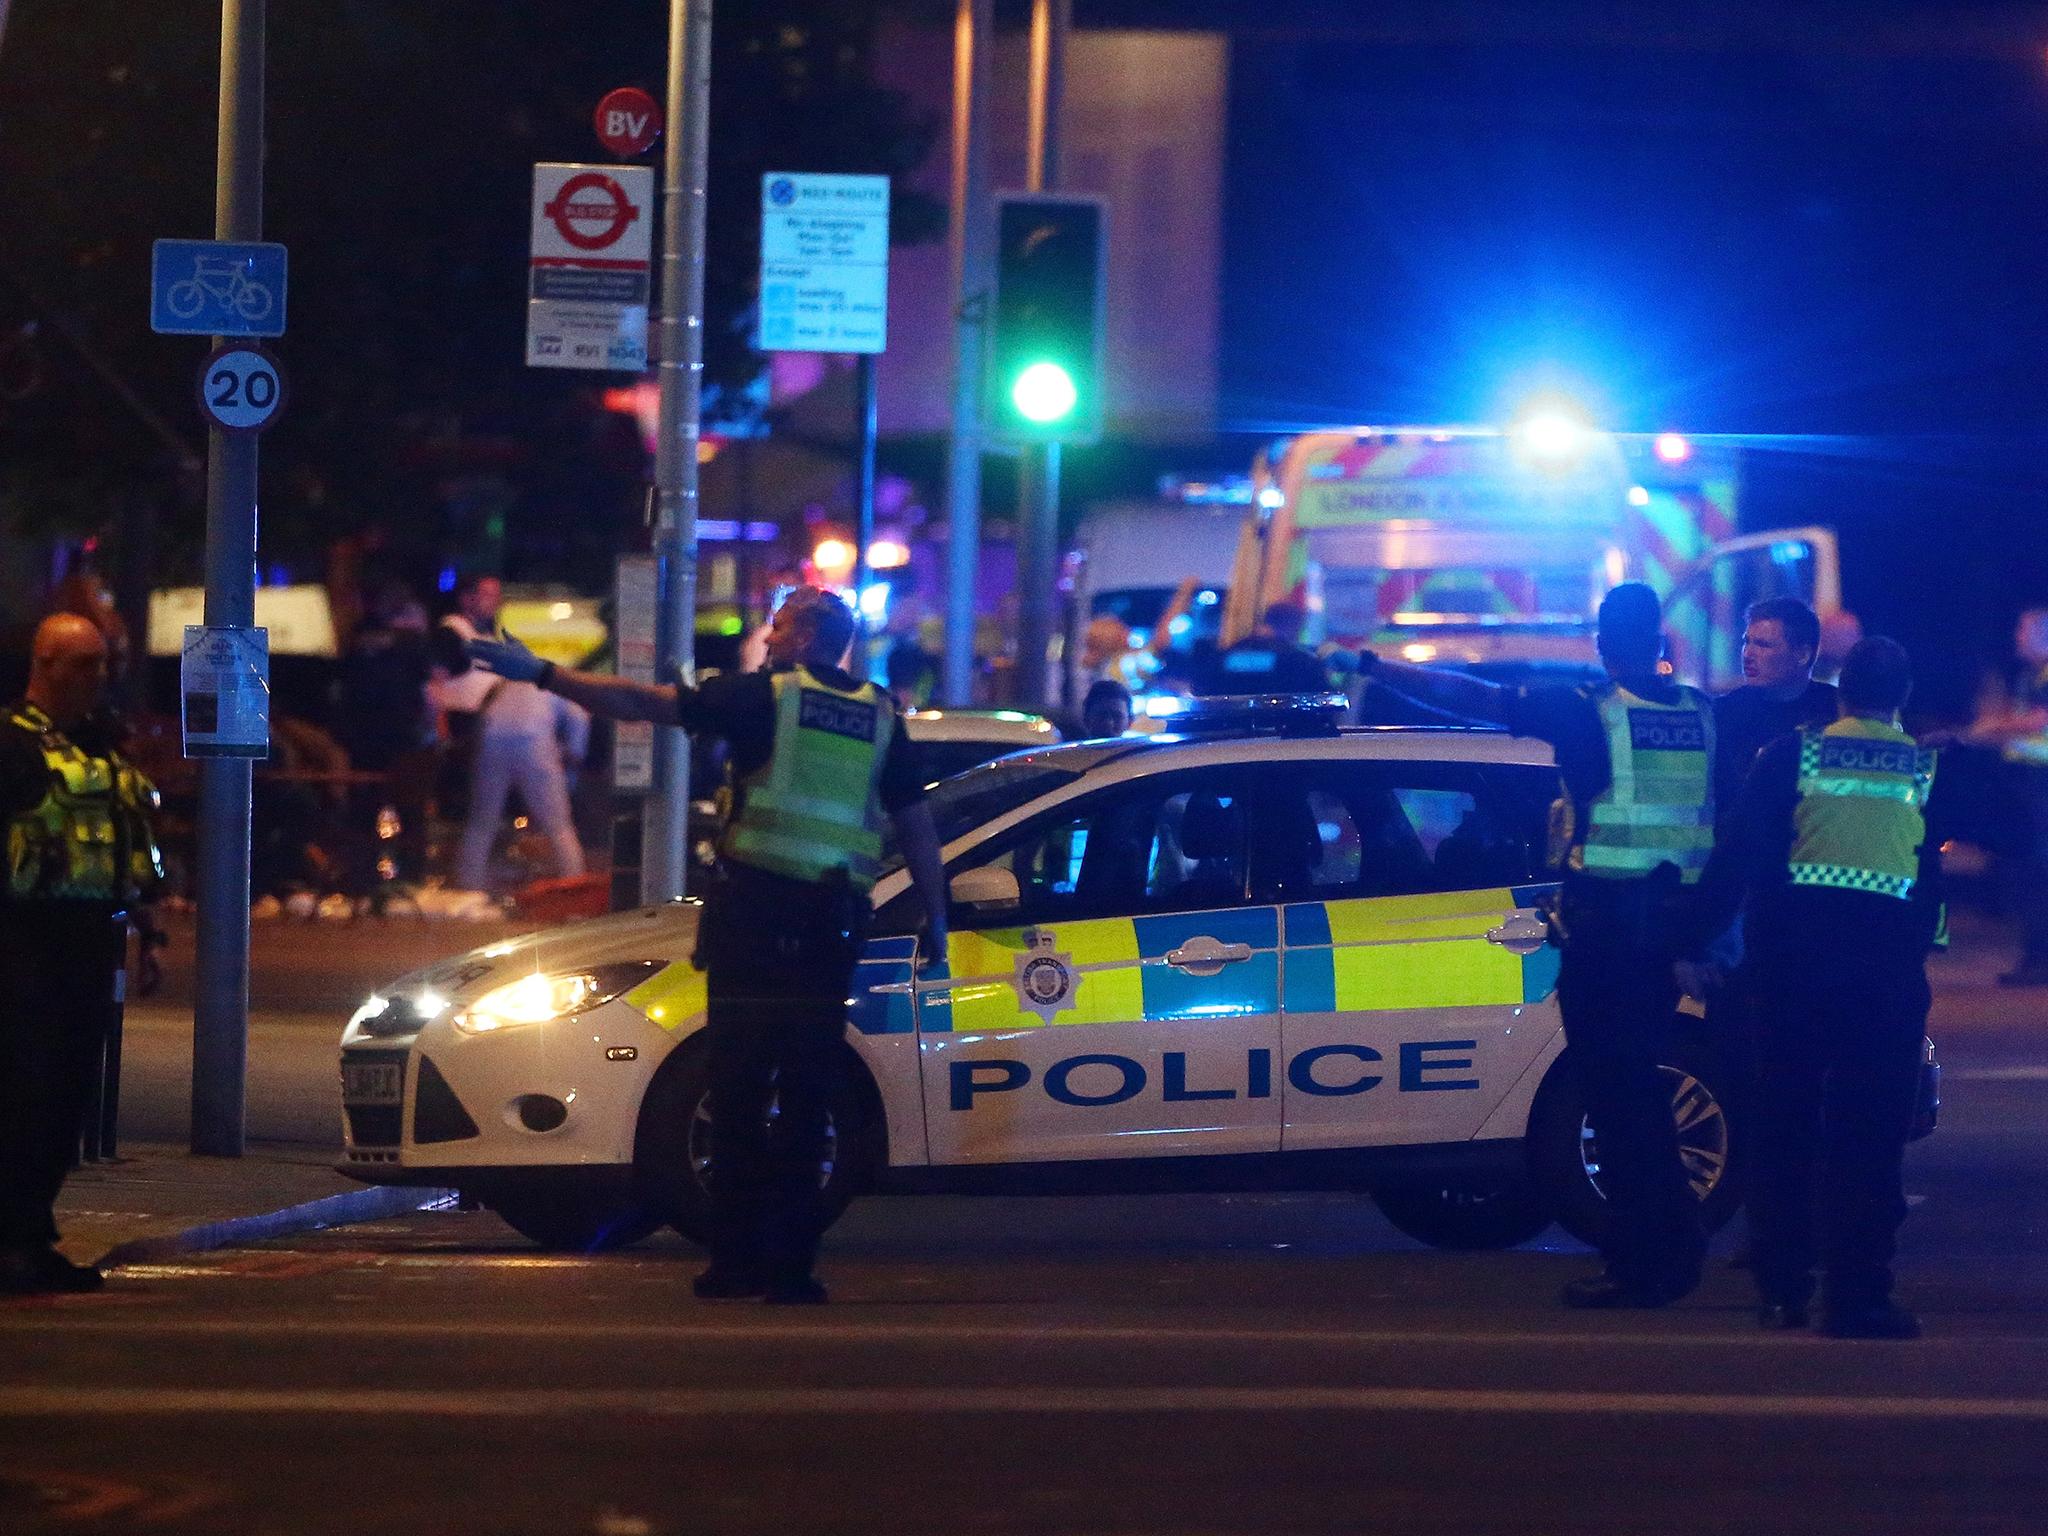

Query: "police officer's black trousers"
<box><xmin>1554</xmin><ymin>892</ymin><xmax>1706</xmax><ymax>1293</ymax></box>
<box><xmin>696</xmin><ymin>868</ymin><xmax>864</xmax><ymax>1286</ymax></box>
<box><xmin>1748</xmin><ymin>949</ymin><xmax>1929</xmax><ymax>1311</ymax></box>
<box><xmin>0</xmin><ymin>905</ymin><xmax>124</xmax><ymax>1250</ymax></box>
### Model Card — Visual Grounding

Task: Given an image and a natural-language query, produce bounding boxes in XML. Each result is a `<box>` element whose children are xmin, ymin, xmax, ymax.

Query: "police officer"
<box><xmin>1685</xmin><ymin>637</ymin><xmax>1943</xmax><ymax>1338</ymax></box>
<box><xmin>1210</xmin><ymin>601</ymin><xmax>1328</xmax><ymax>695</ymax></box>
<box><xmin>0</xmin><ymin>614</ymin><xmax>162</xmax><ymax>1295</ymax></box>
<box><xmin>1360</xmin><ymin>583</ymin><xmax>1711</xmax><ymax>1307</ymax></box>
<box><xmin>1967</xmin><ymin>606</ymin><xmax>2048</xmax><ymax>986</ymax></box>
<box><xmin>471</xmin><ymin>588</ymin><xmax>949</xmax><ymax>1304</ymax></box>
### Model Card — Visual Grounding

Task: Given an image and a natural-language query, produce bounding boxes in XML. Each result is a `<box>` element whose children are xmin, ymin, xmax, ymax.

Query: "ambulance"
<box><xmin>1221</xmin><ymin>424</ymin><xmax>1841</xmax><ymax>691</ymax></box>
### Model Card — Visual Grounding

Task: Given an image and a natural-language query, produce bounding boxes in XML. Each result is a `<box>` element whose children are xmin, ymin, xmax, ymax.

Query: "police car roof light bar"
<box><xmin>1160</xmin><ymin>693</ymin><xmax>1350</xmax><ymax>738</ymax></box>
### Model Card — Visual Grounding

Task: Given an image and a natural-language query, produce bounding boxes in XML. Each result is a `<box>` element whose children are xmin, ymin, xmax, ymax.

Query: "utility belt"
<box><xmin>693</xmin><ymin>857</ymin><xmax>871</xmax><ymax>976</ymax></box>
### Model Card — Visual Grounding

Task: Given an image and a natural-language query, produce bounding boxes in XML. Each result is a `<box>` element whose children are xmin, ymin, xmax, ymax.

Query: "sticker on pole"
<box><xmin>195</xmin><ymin>345</ymin><xmax>286</xmax><ymax>433</ymax></box>
<box><xmin>611</xmin><ymin>554</ymin><xmax>659</xmax><ymax>793</ymax></box>
<box><xmin>595</xmin><ymin>87</ymin><xmax>663</xmax><ymax>159</ymax></box>
<box><xmin>180</xmin><ymin>625</ymin><xmax>270</xmax><ymax>759</ymax></box>
<box><xmin>528</xmin><ymin>162</ymin><xmax>654</xmax><ymax>370</ymax></box>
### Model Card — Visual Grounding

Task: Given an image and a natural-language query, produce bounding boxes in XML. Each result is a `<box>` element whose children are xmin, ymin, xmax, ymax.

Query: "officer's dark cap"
<box><xmin>1596</xmin><ymin>582</ymin><xmax>1663</xmax><ymax>659</ymax></box>
<box><xmin>1839</xmin><ymin>636</ymin><xmax>1913</xmax><ymax>714</ymax></box>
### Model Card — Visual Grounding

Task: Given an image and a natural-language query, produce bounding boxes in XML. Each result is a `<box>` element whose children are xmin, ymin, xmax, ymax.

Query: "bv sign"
<box><xmin>594</xmin><ymin>87</ymin><xmax>663</xmax><ymax>159</ymax></box>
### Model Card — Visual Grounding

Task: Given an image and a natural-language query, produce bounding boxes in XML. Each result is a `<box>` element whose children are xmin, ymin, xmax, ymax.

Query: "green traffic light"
<box><xmin>1011</xmin><ymin>361</ymin><xmax>1079</xmax><ymax>424</ymax></box>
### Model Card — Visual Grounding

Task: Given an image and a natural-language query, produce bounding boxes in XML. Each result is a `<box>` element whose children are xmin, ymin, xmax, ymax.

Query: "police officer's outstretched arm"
<box><xmin>1357</xmin><ymin>653</ymin><xmax>1515</xmax><ymax>726</ymax></box>
<box><xmin>892</xmin><ymin>799</ymin><xmax>950</xmax><ymax>968</ymax></box>
<box><xmin>469</xmin><ymin>635</ymin><xmax>679</xmax><ymax>723</ymax></box>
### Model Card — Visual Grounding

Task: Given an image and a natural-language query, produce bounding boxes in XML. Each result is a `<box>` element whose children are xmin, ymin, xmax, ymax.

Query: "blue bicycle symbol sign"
<box><xmin>151</xmin><ymin>240</ymin><xmax>287</xmax><ymax>337</ymax></box>
<box><xmin>167</xmin><ymin>255</ymin><xmax>273</xmax><ymax>324</ymax></box>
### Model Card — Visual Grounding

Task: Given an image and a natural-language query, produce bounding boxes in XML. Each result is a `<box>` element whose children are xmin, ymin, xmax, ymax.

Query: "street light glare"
<box><xmin>812</xmin><ymin>537</ymin><xmax>856</xmax><ymax>576</ymax></box>
<box><xmin>1012</xmin><ymin>361</ymin><xmax>1079</xmax><ymax>424</ymax></box>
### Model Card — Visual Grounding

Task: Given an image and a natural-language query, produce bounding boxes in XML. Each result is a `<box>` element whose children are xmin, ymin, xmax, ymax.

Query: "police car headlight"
<box><xmin>343</xmin><ymin>989</ymin><xmax>451</xmax><ymax>1043</ymax></box>
<box><xmin>453</xmin><ymin>963</ymin><xmax>659</xmax><ymax>1035</ymax></box>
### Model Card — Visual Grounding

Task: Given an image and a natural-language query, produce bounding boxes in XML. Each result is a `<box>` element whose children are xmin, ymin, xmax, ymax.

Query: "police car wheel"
<box><xmin>482</xmin><ymin>1186</ymin><xmax>663</xmax><ymax>1253</ymax></box>
<box><xmin>1529</xmin><ymin>1027</ymin><xmax>1744</xmax><ymax>1250</ymax></box>
<box><xmin>633</xmin><ymin>1037</ymin><xmax>881</xmax><ymax>1247</ymax></box>
<box><xmin>1369</xmin><ymin>1176</ymin><xmax>1551</xmax><ymax>1251</ymax></box>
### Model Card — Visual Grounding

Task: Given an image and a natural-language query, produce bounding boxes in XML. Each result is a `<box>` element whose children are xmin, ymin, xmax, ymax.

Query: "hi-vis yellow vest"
<box><xmin>1571</xmin><ymin>683</ymin><xmax>1716</xmax><ymax>884</ymax></box>
<box><xmin>721</xmin><ymin>666</ymin><xmax>894</xmax><ymax>890</ymax></box>
<box><xmin>1789</xmin><ymin>716</ymin><xmax>1935</xmax><ymax>901</ymax></box>
<box><xmin>5</xmin><ymin>704</ymin><xmax>163</xmax><ymax>904</ymax></box>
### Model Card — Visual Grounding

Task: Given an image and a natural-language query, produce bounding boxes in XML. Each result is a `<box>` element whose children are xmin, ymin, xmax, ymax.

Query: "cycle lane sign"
<box><xmin>151</xmin><ymin>239</ymin><xmax>287</xmax><ymax>337</ymax></box>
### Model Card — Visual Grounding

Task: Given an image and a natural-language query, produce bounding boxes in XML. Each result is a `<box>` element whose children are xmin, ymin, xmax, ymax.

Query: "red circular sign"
<box><xmin>594</xmin><ymin>87</ymin><xmax>663</xmax><ymax>159</ymax></box>
<box><xmin>542</xmin><ymin>171</ymin><xmax>642</xmax><ymax>252</ymax></box>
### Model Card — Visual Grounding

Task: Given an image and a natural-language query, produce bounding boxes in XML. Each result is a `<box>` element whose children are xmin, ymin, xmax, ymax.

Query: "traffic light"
<box><xmin>988</xmin><ymin>194</ymin><xmax>1106</xmax><ymax>443</ymax></box>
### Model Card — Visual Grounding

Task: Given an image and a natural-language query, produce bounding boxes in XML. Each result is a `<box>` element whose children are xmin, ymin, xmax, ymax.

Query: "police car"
<box><xmin>339</xmin><ymin>696</ymin><xmax>1745</xmax><ymax>1253</ymax></box>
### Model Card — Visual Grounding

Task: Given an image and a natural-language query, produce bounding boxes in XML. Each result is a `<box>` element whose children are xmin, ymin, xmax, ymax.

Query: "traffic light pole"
<box><xmin>942</xmin><ymin>0</ymin><xmax>993</xmax><ymax>707</ymax></box>
<box><xmin>644</xmin><ymin>0</ymin><xmax>711</xmax><ymax>906</ymax></box>
<box><xmin>191</xmin><ymin>0</ymin><xmax>265</xmax><ymax>1157</ymax></box>
<box><xmin>1013</xmin><ymin>0</ymin><xmax>1069</xmax><ymax>710</ymax></box>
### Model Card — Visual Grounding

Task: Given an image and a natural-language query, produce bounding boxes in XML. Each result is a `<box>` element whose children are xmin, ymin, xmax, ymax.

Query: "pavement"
<box><xmin>53</xmin><ymin>1143</ymin><xmax>451</xmax><ymax>1270</ymax></box>
<box><xmin>51</xmin><ymin>906</ymin><xmax>507</xmax><ymax>1266</ymax></box>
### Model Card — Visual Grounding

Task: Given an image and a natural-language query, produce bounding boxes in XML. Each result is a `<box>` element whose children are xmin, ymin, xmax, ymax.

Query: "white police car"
<box><xmin>339</xmin><ymin>697</ymin><xmax>1744</xmax><ymax>1253</ymax></box>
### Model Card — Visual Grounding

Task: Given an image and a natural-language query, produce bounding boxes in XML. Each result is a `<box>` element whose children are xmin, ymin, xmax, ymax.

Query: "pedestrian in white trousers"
<box><xmin>452</xmin><ymin>681</ymin><xmax>590</xmax><ymax>891</ymax></box>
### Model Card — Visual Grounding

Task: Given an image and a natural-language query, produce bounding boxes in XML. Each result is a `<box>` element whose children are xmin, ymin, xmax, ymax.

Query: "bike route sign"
<box><xmin>150</xmin><ymin>240</ymin><xmax>287</xmax><ymax>338</ymax></box>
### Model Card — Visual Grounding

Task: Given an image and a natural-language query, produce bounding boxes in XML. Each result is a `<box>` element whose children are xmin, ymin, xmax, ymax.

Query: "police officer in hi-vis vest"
<box><xmin>471</xmin><ymin>588</ymin><xmax>949</xmax><ymax>1304</ymax></box>
<box><xmin>1686</xmin><ymin>637</ymin><xmax>1945</xmax><ymax>1338</ymax></box>
<box><xmin>1359</xmin><ymin>583</ymin><xmax>1713</xmax><ymax>1308</ymax></box>
<box><xmin>1</xmin><ymin>614</ymin><xmax>162</xmax><ymax>1295</ymax></box>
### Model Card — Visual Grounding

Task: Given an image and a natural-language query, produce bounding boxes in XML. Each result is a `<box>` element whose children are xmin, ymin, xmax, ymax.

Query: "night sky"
<box><xmin>1177</xmin><ymin>0</ymin><xmax>2048</xmax><ymax>708</ymax></box>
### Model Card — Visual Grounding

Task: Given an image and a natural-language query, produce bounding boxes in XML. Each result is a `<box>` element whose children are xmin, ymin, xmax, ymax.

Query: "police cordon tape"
<box><xmin>93</xmin><ymin>1184</ymin><xmax>458</xmax><ymax>1272</ymax></box>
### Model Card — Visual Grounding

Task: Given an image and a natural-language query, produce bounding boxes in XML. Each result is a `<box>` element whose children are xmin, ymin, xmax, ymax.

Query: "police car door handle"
<box><xmin>1164</xmin><ymin>937</ymin><xmax>1253</xmax><ymax>976</ymax></box>
<box><xmin>1485</xmin><ymin>915</ymin><xmax>1549</xmax><ymax>955</ymax></box>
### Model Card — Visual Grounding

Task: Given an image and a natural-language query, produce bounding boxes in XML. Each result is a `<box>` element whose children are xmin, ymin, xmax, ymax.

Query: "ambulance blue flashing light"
<box><xmin>1515</xmin><ymin>411</ymin><xmax>1585</xmax><ymax>460</ymax></box>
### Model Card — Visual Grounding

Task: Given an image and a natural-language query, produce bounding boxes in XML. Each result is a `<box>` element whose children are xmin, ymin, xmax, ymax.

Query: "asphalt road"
<box><xmin>7</xmin><ymin>914</ymin><xmax>2047</xmax><ymax>1534</ymax></box>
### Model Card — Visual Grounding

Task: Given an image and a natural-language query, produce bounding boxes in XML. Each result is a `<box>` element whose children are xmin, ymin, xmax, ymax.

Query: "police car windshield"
<box><xmin>875</xmin><ymin>759</ymin><xmax>1082</xmax><ymax>874</ymax></box>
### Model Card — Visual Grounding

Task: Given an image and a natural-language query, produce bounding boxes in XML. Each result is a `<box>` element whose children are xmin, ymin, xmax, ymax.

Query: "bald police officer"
<box><xmin>472</xmin><ymin>588</ymin><xmax>949</xmax><ymax>1304</ymax></box>
<box><xmin>1</xmin><ymin>614</ymin><xmax>162</xmax><ymax>1294</ymax></box>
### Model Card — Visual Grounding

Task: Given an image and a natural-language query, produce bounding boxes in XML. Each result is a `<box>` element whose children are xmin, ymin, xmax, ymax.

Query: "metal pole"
<box><xmin>1013</xmin><ymin>0</ymin><xmax>1068</xmax><ymax>709</ymax></box>
<box><xmin>853</xmin><ymin>349</ymin><xmax>878</xmax><ymax>602</ymax></box>
<box><xmin>643</xmin><ymin>0</ymin><xmax>711</xmax><ymax>907</ymax></box>
<box><xmin>191</xmin><ymin>0</ymin><xmax>264</xmax><ymax>1157</ymax></box>
<box><xmin>942</xmin><ymin>0</ymin><xmax>993</xmax><ymax>706</ymax></box>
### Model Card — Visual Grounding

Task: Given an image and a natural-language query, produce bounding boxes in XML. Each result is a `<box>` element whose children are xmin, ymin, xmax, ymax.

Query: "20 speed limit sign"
<box><xmin>196</xmin><ymin>344</ymin><xmax>286</xmax><ymax>433</ymax></box>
